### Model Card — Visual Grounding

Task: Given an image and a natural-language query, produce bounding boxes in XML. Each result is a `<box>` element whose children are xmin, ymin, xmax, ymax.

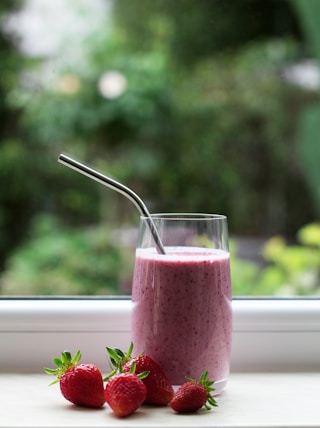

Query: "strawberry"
<box><xmin>106</xmin><ymin>343</ymin><xmax>174</xmax><ymax>405</ymax></box>
<box><xmin>104</xmin><ymin>371</ymin><xmax>147</xmax><ymax>417</ymax></box>
<box><xmin>45</xmin><ymin>350</ymin><xmax>105</xmax><ymax>408</ymax></box>
<box><xmin>170</xmin><ymin>371</ymin><xmax>218</xmax><ymax>413</ymax></box>
<box><xmin>123</xmin><ymin>354</ymin><xmax>174</xmax><ymax>405</ymax></box>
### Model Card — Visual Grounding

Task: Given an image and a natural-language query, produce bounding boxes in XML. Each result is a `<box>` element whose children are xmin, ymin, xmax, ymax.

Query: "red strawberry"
<box><xmin>104</xmin><ymin>372</ymin><xmax>147</xmax><ymax>417</ymax></box>
<box><xmin>107</xmin><ymin>343</ymin><xmax>174</xmax><ymax>405</ymax></box>
<box><xmin>170</xmin><ymin>371</ymin><xmax>218</xmax><ymax>413</ymax></box>
<box><xmin>123</xmin><ymin>354</ymin><xmax>174</xmax><ymax>405</ymax></box>
<box><xmin>45</xmin><ymin>350</ymin><xmax>105</xmax><ymax>408</ymax></box>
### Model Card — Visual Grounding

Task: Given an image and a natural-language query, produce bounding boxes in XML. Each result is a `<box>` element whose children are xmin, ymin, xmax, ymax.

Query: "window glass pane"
<box><xmin>0</xmin><ymin>0</ymin><xmax>319</xmax><ymax>297</ymax></box>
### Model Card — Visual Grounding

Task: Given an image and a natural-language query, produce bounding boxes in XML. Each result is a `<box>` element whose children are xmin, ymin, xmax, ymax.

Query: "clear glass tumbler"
<box><xmin>131</xmin><ymin>213</ymin><xmax>232</xmax><ymax>392</ymax></box>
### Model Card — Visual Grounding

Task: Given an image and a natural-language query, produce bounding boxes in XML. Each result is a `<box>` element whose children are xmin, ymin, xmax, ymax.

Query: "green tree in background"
<box><xmin>291</xmin><ymin>0</ymin><xmax>320</xmax><ymax>215</ymax></box>
<box><xmin>7</xmin><ymin>0</ymin><xmax>315</xmax><ymax>239</ymax></box>
<box><xmin>113</xmin><ymin>0</ymin><xmax>301</xmax><ymax>64</ymax></box>
<box><xmin>110</xmin><ymin>0</ymin><xmax>315</xmax><ymax>235</ymax></box>
<box><xmin>0</xmin><ymin>0</ymin><xmax>38</xmax><ymax>271</ymax></box>
<box><xmin>0</xmin><ymin>0</ymin><xmax>319</xmax><ymax>295</ymax></box>
<box><xmin>0</xmin><ymin>1</ymin><xmax>103</xmax><ymax>271</ymax></box>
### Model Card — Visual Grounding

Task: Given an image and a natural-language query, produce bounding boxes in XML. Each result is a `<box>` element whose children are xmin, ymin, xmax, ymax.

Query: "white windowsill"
<box><xmin>1</xmin><ymin>372</ymin><xmax>319</xmax><ymax>427</ymax></box>
<box><xmin>1</xmin><ymin>298</ymin><xmax>320</xmax><ymax>371</ymax></box>
<box><xmin>1</xmin><ymin>298</ymin><xmax>320</xmax><ymax>427</ymax></box>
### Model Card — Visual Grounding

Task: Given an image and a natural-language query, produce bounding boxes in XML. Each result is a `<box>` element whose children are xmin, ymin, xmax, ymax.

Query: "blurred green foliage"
<box><xmin>1</xmin><ymin>215</ymin><xmax>318</xmax><ymax>296</ymax></box>
<box><xmin>17</xmin><ymin>20</ymin><xmax>317</xmax><ymax>235</ymax></box>
<box><xmin>231</xmin><ymin>223</ymin><xmax>320</xmax><ymax>296</ymax></box>
<box><xmin>0</xmin><ymin>215</ymin><xmax>132</xmax><ymax>295</ymax></box>
<box><xmin>0</xmin><ymin>0</ymin><xmax>319</xmax><ymax>296</ymax></box>
<box><xmin>291</xmin><ymin>0</ymin><xmax>320</xmax><ymax>214</ymax></box>
<box><xmin>163</xmin><ymin>39</ymin><xmax>317</xmax><ymax>234</ymax></box>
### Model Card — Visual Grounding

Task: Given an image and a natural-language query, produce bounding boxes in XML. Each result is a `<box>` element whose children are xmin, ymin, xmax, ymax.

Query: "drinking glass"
<box><xmin>131</xmin><ymin>213</ymin><xmax>232</xmax><ymax>392</ymax></box>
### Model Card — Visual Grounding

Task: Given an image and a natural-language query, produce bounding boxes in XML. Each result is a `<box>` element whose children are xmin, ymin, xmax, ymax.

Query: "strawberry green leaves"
<box><xmin>45</xmin><ymin>350</ymin><xmax>82</xmax><ymax>385</ymax></box>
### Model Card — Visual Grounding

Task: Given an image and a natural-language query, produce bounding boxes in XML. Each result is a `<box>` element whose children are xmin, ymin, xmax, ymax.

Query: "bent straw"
<box><xmin>58</xmin><ymin>153</ymin><xmax>166</xmax><ymax>255</ymax></box>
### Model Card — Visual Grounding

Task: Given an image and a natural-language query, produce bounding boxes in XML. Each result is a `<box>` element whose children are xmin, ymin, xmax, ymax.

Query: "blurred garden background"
<box><xmin>0</xmin><ymin>0</ymin><xmax>319</xmax><ymax>296</ymax></box>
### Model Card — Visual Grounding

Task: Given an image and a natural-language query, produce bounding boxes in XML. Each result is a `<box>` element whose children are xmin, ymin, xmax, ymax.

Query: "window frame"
<box><xmin>1</xmin><ymin>297</ymin><xmax>320</xmax><ymax>372</ymax></box>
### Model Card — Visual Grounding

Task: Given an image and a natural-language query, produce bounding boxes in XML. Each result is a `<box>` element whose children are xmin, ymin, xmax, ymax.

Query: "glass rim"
<box><xmin>140</xmin><ymin>213</ymin><xmax>227</xmax><ymax>221</ymax></box>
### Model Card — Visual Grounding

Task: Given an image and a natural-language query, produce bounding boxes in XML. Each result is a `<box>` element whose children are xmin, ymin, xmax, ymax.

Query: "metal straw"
<box><xmin>58</xmin><ymin>153</ymin><xmax>166</xmax><ymax>254</ymax></box>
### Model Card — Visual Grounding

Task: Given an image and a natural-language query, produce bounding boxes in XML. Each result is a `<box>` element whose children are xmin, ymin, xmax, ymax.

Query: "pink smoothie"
<box><xmin>131</xmin><ymin>246</ymin><xmax>232</xmax><ymax>388</ymax></box>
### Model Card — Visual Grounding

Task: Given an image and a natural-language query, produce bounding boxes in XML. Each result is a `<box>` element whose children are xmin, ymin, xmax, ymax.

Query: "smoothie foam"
<box><xmin>131</xmin><ymin>246</ymin><xmax>232</xmax><ymax>387</ymax></box>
